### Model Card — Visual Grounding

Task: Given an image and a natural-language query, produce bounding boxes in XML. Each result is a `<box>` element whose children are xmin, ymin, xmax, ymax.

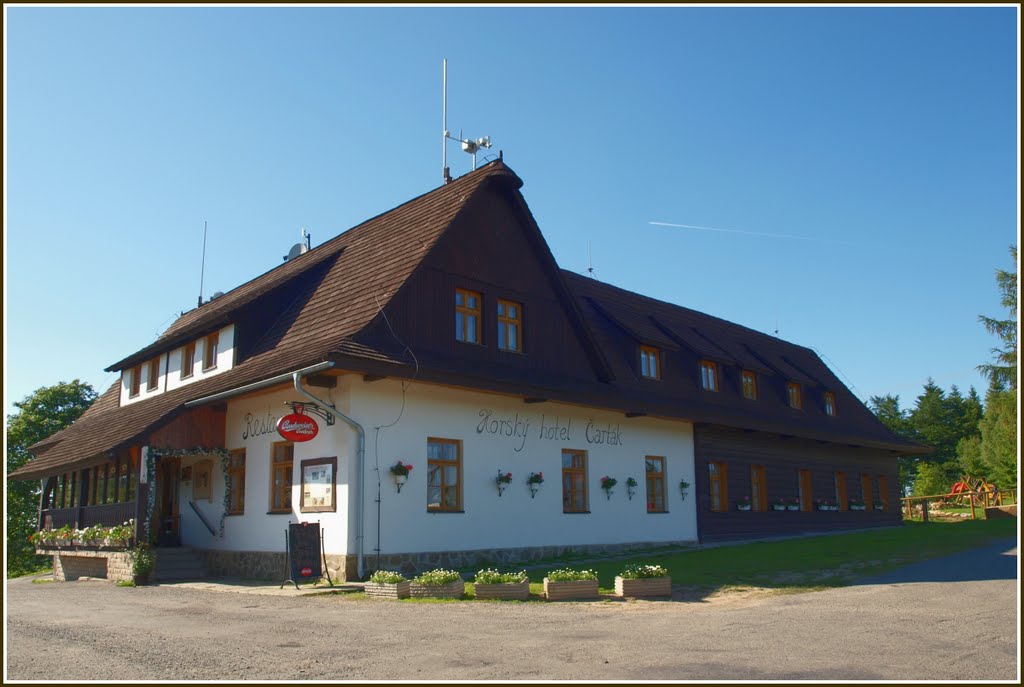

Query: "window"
<box><xmin>147</xmin><ymin>357</ymin><xmax>160</xmax><ymax>391</ymax></box>
<box><xmin>193</xmin><ymin>460</ymin><xmax>213</xmax><ymax>501</ymax></box>
<box><xmin>129</xmin><ymin>365</ymin><xmax>142</xmax><ymax>398</ymax></box>
<box><xmin>300</xmin><ymin>456</ymin><xmax>337</xmax><ymax>513</ymax></box>
<box><xmin>751</xmin><ymin>465</ymin><xmax>767</xmax><ymax>511</ymax></box>
<box><xmin>645</xmin><ymin>456</ymin><xmax>667</xmax><ymax>513</ymax></box>
<box><xmin>181</xmin><ymin>341</ymin><xmax>196</xmax><ymax>379</ymax></box>
<box><xmin>861</xmin><ymin>473</ymin><xmax>873</xmax><ymax>509</ymax></box>
<box><xmin>834</xmin><ymin>471</ymin><xmax>848</xmax><ymax>511</ymax></box>
<box><xmin>798</xmin><ymin>469</ymin><xmax>813</xmax><ymax>511</ymax></box>
<box><xmin>787</xmin><ymin>382</ymin><xmax>803</xmax><ymax>409</ymax></box>
<box><xmin>877</xmin><ymin>475</ymin><xmax>889</xmax><ymax>510</ymax></box>
<box><xmin>708</xmin><ymin>461</ymin><xmax>728</xmax><ymax>512</ymax></box>
<box><xmin>700</xmin><ymin>360</ymin><xmax>719</xmax><ymax>391</ymax></box>
<box><xmin>203</xmin><ymin>331</ymin><xmax>219</xmax><ymax>371</ymax></box>
<box><xmin>270</xmin><ymin>442</ymin><xmax>293</xmax><ymax>513</ymax></box>
<box><xmin>455</xmin><ymin>289</ymin><xmax>481</xmax><ymax>344</ymax></box>
<box><xmin>427</xmin><ymin>438</ymin><xmax>462</xmax><ymax>511</ymax></box>
<box><xmin>497</xmin><ymin>299</ymin><xmax>522</xmax><ymax>352</ymax></box>
<box><xmin>639</xmin><ymin>345</ymin><xmax>661</xmax><ymax>380</ymax></box>
<box><xmin>227</xmin><ymin>449</ymin><xmax>245</xmax><ymax>515</ymax></box>
<box><xmin>562</xmin><ymin>449</ymin><xmax>588</xmax><ymax>513</ymax></box>
<box><xmin>823</xmin><ymin>391</ymin><xmax>837</xmax><ymax>416</ymax></box>
<box><xmin>741</xmin><ymin>370</ymin><xmax>758</xmax><ymax>400</ymax></box>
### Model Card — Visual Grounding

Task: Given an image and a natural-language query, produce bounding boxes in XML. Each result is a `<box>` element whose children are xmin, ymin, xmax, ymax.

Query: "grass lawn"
<box><xmin>523</xmin><ymin>518</ymin><xmax>1016</xmax><ymax>595</ymax></box>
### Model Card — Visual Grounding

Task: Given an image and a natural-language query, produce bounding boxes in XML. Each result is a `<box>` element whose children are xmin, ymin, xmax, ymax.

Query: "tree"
<box><xmin>6</xmin><ymin>380</ymin><xmax>97</xmax><ymax>577</ymax></box>
<box><xmin>977</xmin><ymin>245</ymin><xmax>1017</xmax><ymax>390</ymax></box>
<box><xmin>869</xmin><ymin>394</ymin><xmax>917</xmax><ymax>494</ymax></box>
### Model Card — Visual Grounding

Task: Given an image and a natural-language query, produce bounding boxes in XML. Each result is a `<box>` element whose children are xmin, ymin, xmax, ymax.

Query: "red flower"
<box><xmin>405</xmin><ymin>463</ymin><xmax>413</xmax><ymax>471</ymax></box>
<box><xmin>505</xmin><ymin>472</ymin><xmax>512</xmax><ymax>479</ymax></box>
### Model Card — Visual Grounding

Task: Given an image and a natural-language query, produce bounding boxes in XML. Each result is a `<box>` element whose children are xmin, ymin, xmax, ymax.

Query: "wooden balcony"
<box><xmin>41</xmin><ymin>502</ymin><xmax>135</xmax><ymax>530</ymax></box>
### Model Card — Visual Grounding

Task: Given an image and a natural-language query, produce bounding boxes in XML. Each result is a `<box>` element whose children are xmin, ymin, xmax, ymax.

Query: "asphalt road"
<box><xmin>5</xmin><ymin>538</ymin><xmax>1018</xmax><ymax>681</ymax></box>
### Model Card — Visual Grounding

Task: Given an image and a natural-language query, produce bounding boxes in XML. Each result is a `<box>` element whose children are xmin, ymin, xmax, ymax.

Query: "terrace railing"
<box><xmin>41</xmin><ymin>502</ymin><xmax>135</xmax><ymax>531</ymax></box>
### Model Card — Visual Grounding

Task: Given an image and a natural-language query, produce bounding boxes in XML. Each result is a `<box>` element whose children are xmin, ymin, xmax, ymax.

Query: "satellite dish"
<box><xmin>211</xmin><ymin>291</ymin><xmax>225</xmax><ymax>300</ymax></box>
<box><xmin>284</xmin><ymin>243</ymin><xmax>304</xmax><ymax>262</ymax></box>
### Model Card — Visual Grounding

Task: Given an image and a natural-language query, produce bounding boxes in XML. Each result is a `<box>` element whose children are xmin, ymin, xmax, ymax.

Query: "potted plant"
<box><xmin>849</xmin><ymin>499</ymin><xmax>867</xmax><ymax>511</ymax></box>
<box><xmin>873</xmin><ymin>501</ymin><xmax>885</xmax><ymax>511</ymax></box>
<box><xmin>815</xmin><ymin>499</ymin><xmax>838</xmax><ymax>512</ymax></box>
<box><xmin>625</xmin><ymin>477</ymin><xmax>639</xmax><ymax>500</ymax></box>
<box><xmin>410</xmin><ymin>568</ymin><xmax>464</xmax><ymax>599</ymax></box>
<box><xmin>615</xmin><ymin>564</ymin><xmax>672</xmax><ymax>599</ymax></box>
<box><xmin>53</xmin><ymin>525</ymin><xmax>74</xmax><ymax>547</ymax></box>
<box><xmin>679</xmin><ymin>479</ymin><xmax>690</xmax><ymax>501</ymax></box>
<box><xmin>736</xmin><ymin>496</ymin><xmax>752</xmax><ymax>512</ymax></box>
<box><xmin>473</xmin><ymin>568</ymin><xmax>530</xmax><ymax>601</ymax></box>
<box><xmin>389</xmin><ymin>461</ymin><xmax>413</xmax><ymax>492</ymax></box>
<box><xmin>495</xmin><ymin>471</ymin><xmax>513</xmax><ymax>497</ymax></box>
<box><xmin>543</xmin><ymin>568</ymin><xmax>600</xmax><ymax>601</ymax></box>
<box><xmin>786</xmin><ymin>498</ymin><xmax>800</xmax><ymax>511</ymax></box>
<box><xmin>106</xmin><ymin>520</ymin><xmax>135</xmax><ymax>548</ymax></box>
<box><xmin>527</xmin><ymin>471</ymin><xmax>544</xmax><ymax>498</ymax></box>
<box><xmin>600</xmin><ymin>476</ymin><xmax>617</xmax><ymax>500</ymax></box>
<box><xmin>771</xmin><ymin>498</ymin><xmax>788</xmax><ymax>512</ymax></box>
<box><xmin>365</xmin><ymin>570</ymin><xmax>411</xmax><ymax>599</ymax></box>
<box><xmin>129</xmin><ymin>543</ymin><xmax>155</xmax><ymax>585</ymax></box>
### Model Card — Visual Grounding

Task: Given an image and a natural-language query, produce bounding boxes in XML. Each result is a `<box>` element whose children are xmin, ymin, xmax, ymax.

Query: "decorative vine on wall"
<box><xmin>145</xmin><ymin>446</ymin><xmax>232</xmax><ymax>540</ymax></box>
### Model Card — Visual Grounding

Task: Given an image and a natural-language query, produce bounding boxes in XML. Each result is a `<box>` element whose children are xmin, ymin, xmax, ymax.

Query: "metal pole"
<box><xmin>442</xmin><ymin>59</ymin><xmax>448</xmax><ymax>183</ymax></box>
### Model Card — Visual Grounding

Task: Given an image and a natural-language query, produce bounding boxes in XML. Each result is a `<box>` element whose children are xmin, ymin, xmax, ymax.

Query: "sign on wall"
<box><xmin>276</xmin><ymin>412</ymin><xmax>319</xmax><ymax>442</ymax></box>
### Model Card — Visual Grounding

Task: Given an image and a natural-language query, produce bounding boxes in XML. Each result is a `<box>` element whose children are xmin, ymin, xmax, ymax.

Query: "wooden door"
<box><xmin>157</xmin><ymin>458</ymin><xmax>181</xmax><ymax>545</ymax></box>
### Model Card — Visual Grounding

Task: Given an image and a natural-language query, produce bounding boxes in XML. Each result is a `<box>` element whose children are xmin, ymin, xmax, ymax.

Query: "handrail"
<box><xmin>187</xmin><ymin>500</ymin><xmax>218</xmax><ymax>536</ymax></box>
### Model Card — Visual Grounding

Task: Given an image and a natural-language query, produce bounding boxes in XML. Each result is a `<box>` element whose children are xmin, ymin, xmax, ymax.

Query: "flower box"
<box><xmin>543</xmin><ymin>578</ymin><xmax>600</xmax><ymax>601</ymax></box>
<box><xmin>771</xmin><ymin>504</ymin><xmax>787</xmax><ymax>511</ymax></box>
<box><xmin>365</xmin><ymin>581</ymin><xmax>411</xmax><ymax>599</ymax></box>
<box><xmin>873</xmin><ymin>505</ymin><xmax>885</xmax><ymax>511</ymax></box>
<box><xmin>785</xmin><ymin>505</ymin><xmax>800</xmax><ymax>511</ymax></box>
<box><xmin>473</xmin><ymin>579</ymin><xmax>530</xmax><ymax>601</ymax></box>
<box><xmin>614</xmin><ymin>576</ymin><xmax>672</xmax><ymax>598</ymax></box>
<box><xmin>409</xmin><ymin>579</ymin><xmax>464</xmax><ymax>599</ymax></box>
<box><xmin>736</xmin><ymin>504</ymin><xmax>751</xmax><ymax>512</ymax></box>
<box><xmin>850</xmin><ymin>504</ymin><xmax>867</xmax><ymax>511</ymax></box>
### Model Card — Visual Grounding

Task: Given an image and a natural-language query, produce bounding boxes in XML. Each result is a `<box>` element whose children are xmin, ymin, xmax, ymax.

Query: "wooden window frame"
<box><xmin>129</xmin><ymin>365</ymin><xmax>142</xmax><ymax>398</ymax></box>
<box><xmin>751</xmin><ymin>464</ymin><xmax>767</xmax><ymax>512</ymax></box>
<box><xmin>427</xmin><ymin>438</ymin><xmax>463</xmax><ymax>512</ymax></box>
<box><xmin>227</xmin><ymin>449</ymin><xmax>246</xmax><ymax>515</ymax></box>
<box><xmin>193</xmin><ymin>459</ymin><xmax>213</xmax><ymax>501</ymax></box>
<box><xmin>835</xmin><ymin>471</ymin><xmax>848</xmax><ymax>511</ymax></box>
<box><xmin>561</xmin><ymin>449</ymin><xmax>589</xmax><ymax>513</ymax></box>
<box><xmin>787</xmin><ymin>382</ymin><xmax>803</xmax><ymax>410</ymax></box>
<box><xmin>824</xmin><ymin>391</ymin><xmax>837</xmax><ymax>417</ymax></box>
<box><xmin>645</xmin><ymin>456</ymin><xmax>667</xmax><ymax>513</ymax></box>
<box><xmin>496</xmin><ymin>299</ymin><xmax>522</xmax><ymax>352</ymax></box>
<box><xmin>708</xmin><ymin>461</ymin><xmax>728</xmax><ymax>512</ymax></box>
<box><xmin>455</xmin><ymin>288</ymin><xmax>482</xmax><ymax>345</ymax></box>
<box><xmin>861</xmin><ymin>473</ymin><xmax>873</xmax><ymax>509</ymax></box>
<box><xmin>300</xmin><ymin>456</ymin><xmax>337</xmax><ymax>513</ymax></box>
<box><xmin>877</xmin><ymin>475</ymin><xmax>889</xmax><ymax>510</ymax></box>
<box><xmin>269</xmin><ymin>442</ymin><xmax>294</xmax><ymax>513</ymax></box>
<box><xmin>203</xmin><ymin>331</ymin><xmax>219</xmax><ymax>372</ymax></box>
<box><xmin>741</xmin><ymin>370</ymin><xmax>758</xmax><ymax>400</ymax></box>
<box><xmin>181</xmin><ymin>341</ymin><xmax>196</xmax><ymax>380</ymax></box>
<box><xmin>699</xmin><ymin>360</ymin><xmax>719</xmax><ymax>391</ymax></box>
<box><xmin>147</xmin><ymin>356</ymin><xmax>161</xmax><ymax>392</ymax></box>
<box><xmin>639</xmin><ymin>345</ymin><xmax>661</xmax><ymax>380</ymax></box>
<box><xmin>798</xmin><ymin>469</ymin><xmax>813</xmax><ymax>512</ymax></box>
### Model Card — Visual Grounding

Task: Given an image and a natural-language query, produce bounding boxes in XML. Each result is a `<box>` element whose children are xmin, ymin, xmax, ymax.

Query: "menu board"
<box><xmin>287</xmin><ymin>522</ymin><xmax>322</xmax><ymax>582</ymax></box>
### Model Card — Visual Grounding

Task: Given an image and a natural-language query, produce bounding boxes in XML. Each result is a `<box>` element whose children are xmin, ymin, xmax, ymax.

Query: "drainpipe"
<box><xmin>293</xmin><ymin>369</ymin><xmax>367</xmax><ymax>580</ymax></box>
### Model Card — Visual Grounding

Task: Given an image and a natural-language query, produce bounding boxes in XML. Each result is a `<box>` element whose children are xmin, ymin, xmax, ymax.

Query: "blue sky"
<box><xmin>4</xmin><ymin>6</ymin><xmax>1019</xmax><ymax>417</ymax></box>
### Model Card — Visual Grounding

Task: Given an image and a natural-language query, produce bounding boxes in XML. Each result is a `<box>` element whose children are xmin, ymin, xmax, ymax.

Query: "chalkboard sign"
<box><xmin>285</xmin><ymin>522</ymin><xmax>323</xmax><ymax>586</ymax></box>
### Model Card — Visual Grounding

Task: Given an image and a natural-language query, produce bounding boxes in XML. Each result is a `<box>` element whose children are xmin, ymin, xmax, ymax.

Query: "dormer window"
<box><xmin>455</xmin><ymin>288</ymin><xmax>481</xmax><ymax>344</ymax></box>
<box><xmin>741</xmin><ymin>370</ymin><xmax>758</xmax><ymax>400</ymax></box>
<box><xmin>181</xmin><ymin>341</ymin><xmax>196</xmax><ymax>379</ymax></box>
<box><xmin>699</xmin><ymin>360</ymin><xmax>719</xmax><ymax>391</ymax></box>
<box><xmin>203</xmin><ymin>332</ymin><xmax>219</xmax><ymax>371</ymax></box>
<box><xmin>147</xmin><ymin>357</ymin><xmax>160</xmax><ymax>391</ymax></box>
<box><xmin>787</xmin><ymin>382</ymin><xmax>803</xmax><ymax>409</ymax></box>
<box><xmin>824</xmin><ymin>391</ymin><xmax>837</xmax><ymax>417</ymax></box>
<box><xmin>639</xmin><ymin>345</ymin><xmax>661</xmax><ymax>380</ymax></box>
<box><xmin>129</xmin><ymin>365</ymin><xmax>142</xmax><ymax>398</ymax></box>
<box><xmin>497</xmin><ymin>299</ymin><xmax>521</xmax><ymax>352</ymax></box>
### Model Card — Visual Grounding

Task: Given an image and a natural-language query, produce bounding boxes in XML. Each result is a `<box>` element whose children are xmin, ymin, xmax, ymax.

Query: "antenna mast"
<box><xmin>198</xmin><ymin>220</ymin><xmax>207</xmax><ymax>307</ymax></box>
<box><xmin>441</xmin><ymin>59</ymin><xmax>492</xmax><ymax>178</ymax></box>
<box><xmin>587</xmin><ymin>241</ymin><xmax>595</xmax><ymax>278</ymax></box>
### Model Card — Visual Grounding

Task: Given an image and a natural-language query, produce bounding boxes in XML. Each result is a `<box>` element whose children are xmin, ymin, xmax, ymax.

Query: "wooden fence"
<box><xmin>901</xmin><ymin>489</ymin><xmax>1017</xmax><ymax>522</ymax></box>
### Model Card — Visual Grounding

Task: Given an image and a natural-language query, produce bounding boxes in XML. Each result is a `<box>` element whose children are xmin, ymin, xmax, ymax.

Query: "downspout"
<box><xmin>293</xmin><ymin>369</ymin><xmax>367</xmax><ymax>580</ymax></box>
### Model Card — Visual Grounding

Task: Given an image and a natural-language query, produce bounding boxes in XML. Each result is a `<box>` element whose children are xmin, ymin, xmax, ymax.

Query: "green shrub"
<box><xmin>474</xmin><ymin>568</ymin><xmax>528</xmax><ymax>584</ymax></box>
<box><xmin>619</xmin><ymin>563</ymin><xmax>669</xmax><ymax>579</ymax></box>
<box><xmin>546</xmin><ymin>568</ymin><xmax>598</xmax><ymax>582</ymax></box>
<box><xmin>129</xmin><ymin>544</ymin><xmax>155</xmax><ymax>578</ymax></box>
<box><xmin>412</xmin><ymin>568</ymin><xmax>462</xmax><ymax>585</ymax></box>
<box><xmin>368</xmin><ymin>570</ymin><xmax>407</xmax><ymax>584</ymax></box>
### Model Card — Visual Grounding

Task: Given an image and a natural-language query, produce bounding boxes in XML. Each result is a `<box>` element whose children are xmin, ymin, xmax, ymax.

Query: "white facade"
<box><xmin>173</xmin><ymin>373</ymin><xmax>698</xmax><ymax>563</ymax></box>
<box><xmin>121</xmin><ymin>325</ymin><xmax>236</xmax><ymax>405</ymax></box>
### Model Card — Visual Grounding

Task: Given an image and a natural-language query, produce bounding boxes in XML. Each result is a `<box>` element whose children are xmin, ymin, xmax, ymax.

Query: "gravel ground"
<box><xmin>6</xmin><ymin>539</ymin><xmax>1018</xmax><ymax>681</ymax></box>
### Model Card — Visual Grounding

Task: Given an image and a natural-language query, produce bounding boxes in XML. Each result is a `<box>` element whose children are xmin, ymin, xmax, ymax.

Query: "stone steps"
<box><xmin>155</xmin><ymin>547</ymin><xmax>207</xmax><ymax>581</ymax></box>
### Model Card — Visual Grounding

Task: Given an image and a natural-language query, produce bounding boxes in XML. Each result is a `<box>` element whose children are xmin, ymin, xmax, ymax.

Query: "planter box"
<box><xmin>771</xmin><ymin>504</ymin><xmax>787</xmax><ymax>512</ymax></box>
<box><xmin>785</xmin><ymin>505</ymin><xmax>800</xmax><ymax>511</ymax></box>
<box><xmin>736</xmin><ymin>504</ymin><xmax>752</xmax><ymax>512</ymax></box>
<box><xmin>473</xmin><ymin>579</ymin><xmax>530</xmax><ymax>601</ymax></box>
<box><xmin>850</xmin><ymin>505</ymin><xmax>867</xmax><ymax>511</ymax></box>
<box><xmin>543</xmin><ymin>578</ymin><xmax>600</xmax><ymax>601</ymax></box>
<box><xmin>615</xmin><ymin>576</ymin><xmax>672</xmax><ymax>599</ymax></box>
<box><xmin>365</xmin><ymin>581</ymin><xmax>411</xmax><ymax>599</ymax></box>
<box><xmin>409</xmin><ymin>579</ymin><xmax>464</xmax><ymax>599</ymax></box>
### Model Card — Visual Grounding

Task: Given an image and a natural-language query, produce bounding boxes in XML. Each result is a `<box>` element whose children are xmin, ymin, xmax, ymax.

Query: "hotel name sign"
<box><xmin>475</xmin><ymin>408</ymin><xmax>623</xmax><ymax>453</ymax></box>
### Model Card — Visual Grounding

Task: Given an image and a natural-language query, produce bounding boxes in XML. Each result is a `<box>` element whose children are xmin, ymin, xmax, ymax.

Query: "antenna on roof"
<box><xmin>198</xmin><ymin>220</ymin><xmax>208</xmax><ymax>308</ymax></box>
<box><xmin>587</xmin><ymin>241</ymin><xmax>596</xmax><ymax>278</ymax></box>
<box><xmin>442</xmin><ymin>59</ymin><xmax>492</xmax><ymax>178</ymax></box>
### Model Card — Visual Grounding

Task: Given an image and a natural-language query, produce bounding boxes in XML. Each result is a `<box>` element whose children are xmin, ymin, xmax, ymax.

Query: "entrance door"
<box><xmin>157</xmin><ymin>458</ymin><xmax>181</xmax><ymax>546</ymax></box>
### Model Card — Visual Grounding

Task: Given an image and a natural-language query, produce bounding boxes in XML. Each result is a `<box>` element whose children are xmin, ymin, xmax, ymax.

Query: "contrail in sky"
<box><xmin>649</xmin><ymin>221</ymin><xmax>856</xmax><ymax>246</ymax></box>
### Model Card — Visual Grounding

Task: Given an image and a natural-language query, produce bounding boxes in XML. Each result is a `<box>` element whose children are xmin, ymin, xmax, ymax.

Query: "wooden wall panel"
<box><xmin>148</xmin><ymin>406</ymin><xmax>226</xmax><ymax>449</ymax></box>
<box><xmin>694</xmin><ymin>425</ymin><xmax>902</xmax><ymax>541</ymax></box>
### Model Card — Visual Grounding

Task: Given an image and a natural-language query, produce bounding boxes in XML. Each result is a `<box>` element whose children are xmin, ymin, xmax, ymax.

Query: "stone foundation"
<box><xmin>39</xmin><ymin>548</ymin><xmax>133</xmax><ymax>582</ymax></box>
<box><xmin>195</xmin><ymin>549</ymin><xmax>356</xmax><ymax>582</ymax></box>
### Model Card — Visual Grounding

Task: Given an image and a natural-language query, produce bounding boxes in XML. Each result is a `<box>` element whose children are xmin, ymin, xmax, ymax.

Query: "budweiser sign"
<box><xmin>276</xmin><ymin>413</ymin><xmax>319</xmax><ymax>442</ymax></box>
